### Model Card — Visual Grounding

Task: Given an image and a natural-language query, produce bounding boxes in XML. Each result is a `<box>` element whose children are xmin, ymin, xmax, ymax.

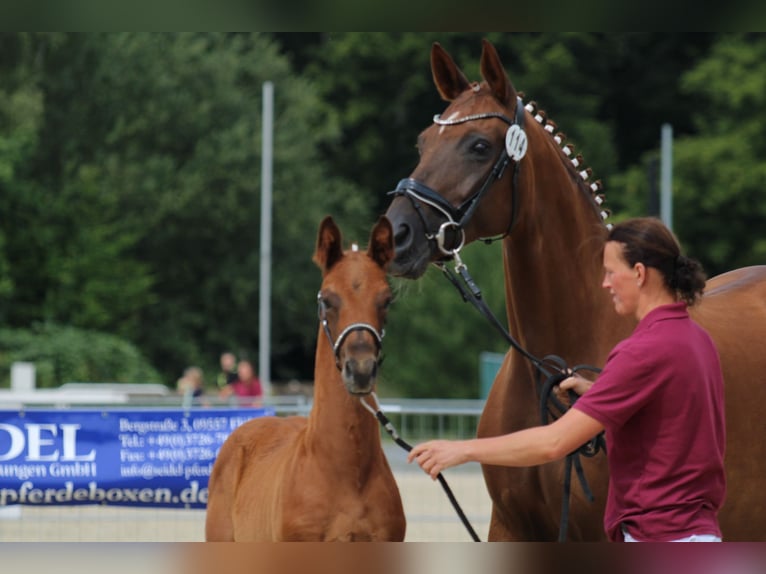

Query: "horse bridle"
<box><xmin>317</xmin><ymin>292</ymin><xmax>384</xmax><ymax>371</ymax></box>
<box><xmin>387</xmin><ymin>96</ymin><xmax>527</xmax><ymax>259</ymax></box>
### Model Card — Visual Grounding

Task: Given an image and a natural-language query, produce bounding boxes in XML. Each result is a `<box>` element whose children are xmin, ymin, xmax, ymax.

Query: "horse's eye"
<box><xmin>471</xmin><ymin>139</ymin><xmax>491</xmax><ymax>155</ymax></box>
<box><xmin>318</xmin><ymin>292</ymin><xmax>336</xmax><ymax>312</ymax></box>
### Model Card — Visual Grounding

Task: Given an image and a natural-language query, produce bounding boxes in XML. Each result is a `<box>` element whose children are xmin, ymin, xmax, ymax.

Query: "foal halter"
<box><xmin>388</xmin><ymin>96</ymin><xmax>527</xmax><ymax>258</ymax></box>
<box><xmin>317</xmin><ymin>292</ymin><xmax>385</xmax><ymax>370</ymax></box>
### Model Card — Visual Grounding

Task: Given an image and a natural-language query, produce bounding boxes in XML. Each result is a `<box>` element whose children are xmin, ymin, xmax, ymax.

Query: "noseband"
<box><xmin>388</xmin><ymin>96</ymin><xmax>527</xmax><ymax>258</ymax></box>
<box><xmin>317</xmin><ymin>292</ymin><xmax>384</xmax><ymax>370</ymax></box>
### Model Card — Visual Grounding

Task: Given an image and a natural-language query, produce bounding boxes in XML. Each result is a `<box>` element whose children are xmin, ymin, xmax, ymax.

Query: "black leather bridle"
<box><xmin>387</xmin><ymin>96</ymin><xmax>527</xmax><ymax>258</ymax></box>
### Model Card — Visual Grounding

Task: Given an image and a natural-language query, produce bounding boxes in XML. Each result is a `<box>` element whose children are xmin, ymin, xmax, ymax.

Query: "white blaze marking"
<box><xmin>439</xmin><ymin>112</ymin><xmax>461</xmax><ymax>135</ymax></box>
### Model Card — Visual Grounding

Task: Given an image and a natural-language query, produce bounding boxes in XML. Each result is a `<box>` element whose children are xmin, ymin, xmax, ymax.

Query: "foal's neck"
<box><xmin>305</xmin><ymin>335</ymin><xmax>382</xmax><ymax>461</ymax></box>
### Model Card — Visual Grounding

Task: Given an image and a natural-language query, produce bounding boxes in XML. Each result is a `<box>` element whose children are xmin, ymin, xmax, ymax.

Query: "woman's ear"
<box><xmin>635</xmin><ymin>262</ymin><xmax>647</xmax><ymax>287</ymax></box>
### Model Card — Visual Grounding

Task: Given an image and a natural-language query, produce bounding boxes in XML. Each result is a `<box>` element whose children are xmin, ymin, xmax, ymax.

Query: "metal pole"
<box><xmin>259</xmin><ymin>82</ymin><xmax>274</xmax><ymax>397</ymax></box>
<box><xmin>647</xmin><ymin>156</ymin><xmax>659</xmax><ymax>217</ymax></box>
<box><xmin>660</xmin><ymin>123</ymin><xmax>673</xmax><ymax>231</ymax></box>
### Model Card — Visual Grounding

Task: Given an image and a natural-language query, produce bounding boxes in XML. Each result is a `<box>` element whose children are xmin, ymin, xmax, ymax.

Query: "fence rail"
<box><xmin>0</xmin><ymin>385</ymin><xmax>485</xmax><ymax>440</ymax></box>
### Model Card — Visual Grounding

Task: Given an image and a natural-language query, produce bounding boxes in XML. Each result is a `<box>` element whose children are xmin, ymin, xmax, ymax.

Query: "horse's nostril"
<box><xmin>342</xmin><ymin>356</ymin><xmax>379</xmax><ymax>392</ymax></box>
<box><xmin>393</xmin><ymin>223</ymin><xmax>411</xmax><ymax>249</ymax></box>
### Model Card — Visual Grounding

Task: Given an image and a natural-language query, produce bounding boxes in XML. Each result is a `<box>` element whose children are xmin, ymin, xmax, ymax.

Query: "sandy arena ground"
<box><xmin>0</xmin><ymin>445</ymin><xmax>491</xmax><ymax>542</ymax></box>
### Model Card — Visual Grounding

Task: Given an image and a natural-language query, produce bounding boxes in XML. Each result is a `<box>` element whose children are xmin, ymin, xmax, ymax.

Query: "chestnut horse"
<box><xmin>205</xmin><ymin>216</ymin><xmax>405</xmax><ymax>541</ymax></box>
<box><xmin>384</xmin><ymin>39</ymin><xmax>766</xmax><ymax>541</ymax></box>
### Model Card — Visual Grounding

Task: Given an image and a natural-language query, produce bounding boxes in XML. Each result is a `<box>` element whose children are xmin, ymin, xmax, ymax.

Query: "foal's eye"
<box><xmin>318</xmin><ymin>292</ymin><xmax>338</xmax><ymax>312</ymax></box>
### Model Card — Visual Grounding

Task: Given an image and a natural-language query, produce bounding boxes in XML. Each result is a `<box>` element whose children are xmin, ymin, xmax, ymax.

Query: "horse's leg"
<box><xmin>487</xmin><ymin>504</ymin><xmax>517</xmax><ymax>541</ymax></box>
<box><xmin>204</xmin><ymin>443</ymin><xmax>240</xmax><ymax>541</ymax></box>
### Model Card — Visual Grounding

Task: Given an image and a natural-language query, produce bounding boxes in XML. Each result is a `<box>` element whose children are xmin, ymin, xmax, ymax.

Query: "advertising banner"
<box><xmin>0</xmin><ymin>407</ymin><xmax>274</xmax><ymax>509</ymax></box>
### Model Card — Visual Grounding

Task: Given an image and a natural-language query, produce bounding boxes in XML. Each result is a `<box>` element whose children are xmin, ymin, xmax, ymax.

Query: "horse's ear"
<box><xmin>367</xmin><ymin>216</ymin><xmax>394</xmax><ymax>270</ymax></box>
<box><xmin>480</xmin><ymin>39</ymin><xmax>517</xmax><ymax>106</ymax></box>
<box><xmin>313</xmin><ymin>216</ymin><xmax>344</xmax><ymax>274</ymax></box>
<box><xmin>431</xmin><ymin>42</ymin><xmax>470</xmax><ymax>102</ymax></box>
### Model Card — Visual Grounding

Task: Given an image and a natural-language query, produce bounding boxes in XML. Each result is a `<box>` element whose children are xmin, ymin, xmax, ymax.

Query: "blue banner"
<box><xmin>0</xmin><ymin>407</ymin><xmax>274</xmax><ymax>509</ymax></box>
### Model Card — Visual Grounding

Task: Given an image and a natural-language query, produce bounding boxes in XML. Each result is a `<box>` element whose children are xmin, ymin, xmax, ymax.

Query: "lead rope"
<box><xmin>437</xmin><ymin>253</ymin><xmax>605</xmax><ymax>542</ymax></box>
<box><xmin>360</xmin><ymin>392</ymin><xmax>482</xmax><ymax>542</ymax></box>
<box><xmin>535</xmin><ymin>357</ymin><xmax>606</xmax><ymax>541</ymax></box>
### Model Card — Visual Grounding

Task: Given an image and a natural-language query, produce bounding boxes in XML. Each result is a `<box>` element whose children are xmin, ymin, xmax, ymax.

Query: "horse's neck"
<box><xmin>305</xmin><ymin>337</ymin><xmax>382</xmax><ymax>465</ymax></box>
<box><xmin>502</xmin><ymin>141</ymin><xmax>627</xmax><ymax>369</ymax></box>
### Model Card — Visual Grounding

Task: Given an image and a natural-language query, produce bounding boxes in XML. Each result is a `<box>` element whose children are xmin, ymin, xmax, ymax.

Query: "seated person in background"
<box><xmin>216</xmin><ymin>351</ymin><xmax>239</xmax><ymax>389</ymax></box>
<box><xmin>219</xmin><ymin>359</ymin><xmax>263</xmax><ymax>406</ymax></box>
<box><xmin>176</xmin><ymin>366</ymin><xmax>205</xmax><ymax>398</ymax></box>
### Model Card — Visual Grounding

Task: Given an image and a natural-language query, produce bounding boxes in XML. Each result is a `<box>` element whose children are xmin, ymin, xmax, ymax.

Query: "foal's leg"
<box><xmin>205</xmin><ymin>444</ymin><xmax>241</xmax><ymax>541</ymax></box>
<box><xmin>205</xmin><ymin>496</ymin><xmax>235</xmax><ymax>541</ymax></box>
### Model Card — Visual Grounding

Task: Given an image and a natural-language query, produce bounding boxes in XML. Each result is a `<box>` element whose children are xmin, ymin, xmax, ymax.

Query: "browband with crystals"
<box><xmin>433</xmin><ymin>111</ymin><xmax>513</xmax><ymax>126</ymax></box>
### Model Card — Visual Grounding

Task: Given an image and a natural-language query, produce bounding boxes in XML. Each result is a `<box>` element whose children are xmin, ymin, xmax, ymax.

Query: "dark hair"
<box><xmin>607</xmin><ymin>217</ymin><xmax>706</xmax><ymax>306</ymax></box>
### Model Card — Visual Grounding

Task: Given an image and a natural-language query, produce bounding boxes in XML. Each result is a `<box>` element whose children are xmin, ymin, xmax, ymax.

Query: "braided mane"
<box><xmin>521</xmin><ymin>96</ymin><xmax>612</xmax><ymax>230</ymax></box>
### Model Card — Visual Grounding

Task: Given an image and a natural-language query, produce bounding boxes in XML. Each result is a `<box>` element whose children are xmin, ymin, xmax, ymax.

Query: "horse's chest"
<box><xmin>280</xmin><ymin>474</ymin><xmax>404</xmax><ymax>541</ymax></box>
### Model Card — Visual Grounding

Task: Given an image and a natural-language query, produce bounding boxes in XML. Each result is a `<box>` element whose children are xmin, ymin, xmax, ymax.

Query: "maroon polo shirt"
<box><xmin>574</xmin><ymin>302</ymin><xmax>726</xmax><ymax>541</ymax></box>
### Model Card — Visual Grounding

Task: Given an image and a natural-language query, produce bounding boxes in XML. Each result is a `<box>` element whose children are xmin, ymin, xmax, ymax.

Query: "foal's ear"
<box><xmin>431</xmin><ymin>42</ymin><xmax>470</xmax><ymax>102</ymax></box>
<box><xmin>367</xmin><ymin>216</ymin><xmax>394</xmax><ymax>270</ymax></box>
<box><xmin>480</xmin><ymin>39</ymin><xmax>517</xmax><ymax>106</ymax></box>
<box><xmin>313</xmin><ymin>216</ymin><xmax>344</xmax><ymax>274</ymax></box>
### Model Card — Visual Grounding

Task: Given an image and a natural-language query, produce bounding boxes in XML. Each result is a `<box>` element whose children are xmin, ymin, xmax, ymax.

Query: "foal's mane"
<box><xmin>519</xmin><ymin>95</ymin><xmax>612</xmax><ymax>231</ymax></box>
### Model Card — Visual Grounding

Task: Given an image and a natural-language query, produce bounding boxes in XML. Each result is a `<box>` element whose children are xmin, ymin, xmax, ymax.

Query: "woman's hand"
<box><xmin>407</xmin><ymin>440</ymin><xmax>470</xmax><ymax>480</ymax></box>
<box><xmin>559</xmin><ymin>373</ymin><xmax>594</xmax><ymax>396</ymax></box>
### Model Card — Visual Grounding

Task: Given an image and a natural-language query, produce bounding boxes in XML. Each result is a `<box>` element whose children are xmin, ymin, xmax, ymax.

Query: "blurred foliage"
<box><xmin>1</xmin><ymin>33</ymin><xmax>765</xmax><ymax>397</ymax></box>
<box><xmin>0</xmin><ymin>323</ymin><xmax>160</xmax><ymax>389</ymax></box>
<box><xmin>380</xmin><ymin>240</ymin><xmax>509</xmax><ymax>398</ymax></box>
<box><xmin>0</xmin><ymin>33</ymin><xmax>371</xmax><ymax>387</ymax></box>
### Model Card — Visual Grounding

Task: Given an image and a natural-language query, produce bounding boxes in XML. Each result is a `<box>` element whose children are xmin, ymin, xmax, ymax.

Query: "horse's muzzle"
<box><xmin>342</xmin><ymin>356</ymin><xmax>379</xmax><ymax>395</ymax></box>
<box><xmin>386</xmin><ymin>193</ymin><xmax>448</xmax><ymax>279</ymax></box>
<box><xmin>388</xmin><ymin>219</ymin><xmax>434</xmax><ymax>278</ymax></box>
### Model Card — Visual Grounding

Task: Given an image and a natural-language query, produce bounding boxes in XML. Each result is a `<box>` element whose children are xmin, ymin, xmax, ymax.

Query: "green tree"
<box><xmin>381</xmin><ymin>241</ymin><xmax>508</xmax><ymax>398</ymax></box>
<box><xmin>611</xmin><ymin>34</ymin><xmax>766</xmax><ymax>275</ymax></box>
<box><xmin>674</xmin><ymin>34</ymin><xmax>766</xmax><ymax>273</ymax></box>
<box><xmin>0</xmin><ymin>324</ymin><xmax>160</xmax><ymax>389</ymax></box>
<box><xmin>0</xmin><ymin>33</ymin><xmax>46</xmax><ymax>323</ymax></box>
<box><xmin>0</xmin><ymin>33</ymin><xmax>373</xmax><ymax>385</ymax></box>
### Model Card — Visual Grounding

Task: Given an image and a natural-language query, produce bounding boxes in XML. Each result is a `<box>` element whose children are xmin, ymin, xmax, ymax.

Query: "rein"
<box><xmin>438</xmin><ymin>253</ymin><xmax>606</xmax><ymax>542</ymax></box>
<box><xmin>359</xmin><ymin>392</ymin><xmax>482</xmax><ymax>542</ymax></box>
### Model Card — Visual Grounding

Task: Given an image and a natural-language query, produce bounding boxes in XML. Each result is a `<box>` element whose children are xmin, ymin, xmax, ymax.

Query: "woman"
<box><xmin>219</xmin><ymin>359</ymin><xmax>263</xmax><ymax>407</ymax></box>
<box><xmin>408</xmin><ymin>217</ymin><xmax>726</xmax><ymax>542</ymax></box>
